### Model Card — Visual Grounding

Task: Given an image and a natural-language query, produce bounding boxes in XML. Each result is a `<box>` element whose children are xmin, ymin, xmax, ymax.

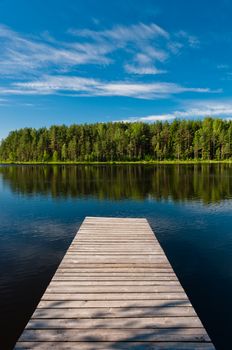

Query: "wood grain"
<box><xmin>15</xmin><ymin>216</ymin><xmax>215</xmax><ymax>349</ymax></box>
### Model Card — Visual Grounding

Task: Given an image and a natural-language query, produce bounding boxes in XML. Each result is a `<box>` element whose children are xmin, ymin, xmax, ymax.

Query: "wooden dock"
<box><xmin>15</xmin><ymin>217</ymin><xmax>215</xmax><ymax>349</ymax></box>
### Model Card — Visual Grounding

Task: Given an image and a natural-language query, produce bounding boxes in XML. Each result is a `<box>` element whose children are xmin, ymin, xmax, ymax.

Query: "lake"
<box><xmin>0</xmin><ymin>164</ymin><xmax>231</xmax><ymax>349</ymax></box>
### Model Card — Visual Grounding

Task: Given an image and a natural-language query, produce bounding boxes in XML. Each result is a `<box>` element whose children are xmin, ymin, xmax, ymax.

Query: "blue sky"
<box><xmin>0</xmin><ymin>0</ymin><xmax>232</xmax><ymax>139</ymax></box>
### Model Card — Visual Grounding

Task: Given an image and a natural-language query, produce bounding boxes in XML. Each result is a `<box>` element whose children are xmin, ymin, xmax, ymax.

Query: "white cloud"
<box><xmin>0</xmin><ymin>24</ymin><xmax>111</xmax><ymax>77</ymax></box>
<box><xmin>70</xmin><ymin>23</ymin><xmax>169</xmax><ymax>42</ymax></box>
<box><xmin>125</xmin><ymin>48</ymin><xmax>169</xmax><ymax>75</ymax></box>
<box><xmin>138</xmin><ymin>47</ymin><xmax>167</xmax><ymax>62</ymax></box>
<box><xmin>122</xmin><ymin>114</ymin><xmax>176</xmax><ymax>122</ymax></box>
<box><xmin>0</xmin><ymin>75</ymin><xmax>218</xmax><ymax>99</ymax></box>
<box><xmin>0</xmin><ymin>23</ymin><xmax>171</xmax><ymax>78</ymax></box>
<box><xmin>122</xmin><ymin>101</ymin><xmax>232</xmax><ymax>122</ymax></box>
<box><xmin>0</xmin><ymin>97</ymin><xmax>8</xmax><ymax>106</ymax></box>
<box><xmin>0</xmin><ymin>23</ymin><xmax>218</xmax><ymax>99</ymax></box>
<box><xmin>0</xmin><ymin>22</ymin><xmax>202</xmax><ymax>83</ymax></box>
<box><xmin>71</xmin><ymin>23</ymin><xmax>171</xmax><ymax>76</ymax></box>
<box><xmin>124</xmin><ymin>64</ymin><xmax>166</xmax><ymax>75</ymax></box>
<box><xmin>167</xmin><ymin>41</ymin><xmax>184</xmax><ymax>54</ymax></box>
<box><xmin>175</xmin><ymin>30</ymin><xmax>200</xmax><ymax>48</ymax></box>
<box><xmin>70</xmin><ymin>23</ymin><xmax>198</xmax><ymax>76</ymax></box>
<box><xmin>177</xmin><ymin>101</ymin><xmax>232</xmax><ymax>118</ymax></box>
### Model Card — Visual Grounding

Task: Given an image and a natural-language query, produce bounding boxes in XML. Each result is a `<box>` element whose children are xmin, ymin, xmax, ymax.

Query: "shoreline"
<box><xmin>0</xmin><ymin>160</ymin><xmax>231</xmax><ymax>165</ymax></box>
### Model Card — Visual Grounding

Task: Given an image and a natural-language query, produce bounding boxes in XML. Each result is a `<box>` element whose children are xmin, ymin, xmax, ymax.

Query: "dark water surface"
<box><xmin>0</xmin><ymin>164</ymin><xmax>231</xmax><ymax>349</ymax></box>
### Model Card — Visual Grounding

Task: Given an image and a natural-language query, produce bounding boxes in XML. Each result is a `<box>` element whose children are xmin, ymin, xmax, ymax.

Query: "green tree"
<box><xmin>52</xmin><ymin>150</ymin><xmax>58</xmax><ymax>162</ymax></box>
<box><xmin>0</xmin><ymin>118</ymin><xmax>231</xmax><ymax>162</ymax></box>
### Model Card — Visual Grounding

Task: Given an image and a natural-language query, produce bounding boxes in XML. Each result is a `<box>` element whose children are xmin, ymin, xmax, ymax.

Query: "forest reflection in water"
<box><xmin>0</xmin><ymin>163</ymin><xmax>232</xmax><ymax>349</ymax></box>
<box><xmin>0</xmin><ymin>163</ymin><xmax>231</xmax><ymax>204</ymax></box>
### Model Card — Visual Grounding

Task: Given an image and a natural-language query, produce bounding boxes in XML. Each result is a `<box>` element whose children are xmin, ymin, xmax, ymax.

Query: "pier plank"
<box><xmin>15</xmin><ymin>342</ymin><xmax>215</xmax><ymax>350</ymax></box>
<box><xmin>15</xmin><ymin>216</ymin><xmax>215</xmax><ymax>349</ymax></box>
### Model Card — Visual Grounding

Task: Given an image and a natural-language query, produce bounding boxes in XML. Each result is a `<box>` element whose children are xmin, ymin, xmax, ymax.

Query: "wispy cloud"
<box><xmin>122</xmin><ymin>114</ymin><xmax>176</xmax><ymax>122</ymax></box>
<box><xmin>0</xmin><ymin>97</ymin><xmax>8</xmax><ymax>106</ymax></box>
<box><xmin>124</xmin><ymin>64</ymin><xmax>166</xmax><ymax>75</ymax></box>
<box><xmin>0</xmin><ymin>23</ymin><xmax>170</xmax><ymax>78</ymax></box>
<box><xmin>0</xmin><ymin>22</ymin><xmax>206</xmax><ymax>101</ymax></box>
<box><xmin>122</xmin><ymin>100</ymin><xmax>232</xmax><ymax>122</ymax></box>
<box><xmin>0</xmin><ymin>75</ymin><xmax>218</xmax><ymax>99</ymax></box>
<box><xmin>70</xmin><ymin>23</ymin><xmax>171</xmax><ymax>76</ymax></box>
<box><xmin>0</xmin><ymin>21</ymin><xmax>202</xmax><ymax>84</ymax></box>
<box><xmin>175</xmin><ymin>30</ymin><xmax>200</xmax><ymax>48</ymax></box>
<box><xmin>70</xmin><ymin>23</ymin><xmax>169</xmax><ymax>42</ymax></box>
<box><xmin>0</xmin><ymin>24</ymin><xmax>111</xmax><ymax>77</ymax></box>
<box><xmin>69</xmin><ymin>23</ymin><xmax>200</xmax><ymax>76</ymax></box>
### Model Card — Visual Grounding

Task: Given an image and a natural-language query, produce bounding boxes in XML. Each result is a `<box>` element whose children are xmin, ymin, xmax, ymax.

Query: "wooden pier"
<box><xmin>15</xmin><ymin>217</ymin><xmax>215</xmax><ymax>349</ymax></box>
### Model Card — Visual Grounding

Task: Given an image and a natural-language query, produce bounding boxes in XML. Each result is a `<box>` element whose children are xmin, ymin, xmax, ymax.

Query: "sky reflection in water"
<box><xmin>0</xmin><ymin>164</ymin><xmax>231</xmax><ymax>349</ymax></box>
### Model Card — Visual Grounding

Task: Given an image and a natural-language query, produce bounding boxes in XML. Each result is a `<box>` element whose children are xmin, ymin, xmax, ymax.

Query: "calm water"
<box><xmin>0</xmin><ymin>164</ymin><xmax>231</xmax><ymax>349</ymax></box>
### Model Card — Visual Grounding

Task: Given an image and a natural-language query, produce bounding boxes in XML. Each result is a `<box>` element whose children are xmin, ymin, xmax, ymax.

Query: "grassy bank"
<box><xmin>0</xmin><ymin>160</ymin><xmax>232</xmax><ymax>165</ymax></box>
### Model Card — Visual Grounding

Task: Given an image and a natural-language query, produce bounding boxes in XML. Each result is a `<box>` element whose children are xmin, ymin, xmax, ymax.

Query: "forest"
<box><xmin>0</xmin><ymin>118</ymin><xmax>231</xmax><ymax>162</ymax></box>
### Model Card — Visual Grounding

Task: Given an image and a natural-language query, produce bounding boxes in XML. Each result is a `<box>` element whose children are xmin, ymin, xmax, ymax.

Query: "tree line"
<box><xmin>0</xmin><ymin>118</ymin><xmax>231</xmax><ymax>162</ymax></box>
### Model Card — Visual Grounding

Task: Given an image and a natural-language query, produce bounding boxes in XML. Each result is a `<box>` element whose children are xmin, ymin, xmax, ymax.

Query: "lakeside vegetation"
<box><xmin>1</xmin><ymin>160</ymin><xmax>232</xmax><ymax>165</ymax></box>
<box><xmin>0</xmin><ymin>118</ymin><xmax>232</xmax><ymax>162</ymax></box>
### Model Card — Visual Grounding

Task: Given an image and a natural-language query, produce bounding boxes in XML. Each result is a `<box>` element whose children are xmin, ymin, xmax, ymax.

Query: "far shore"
<box><xmin>0</xmin><ymin>160</ymin><xmax>231</xmax><ymax>165</ymax></box>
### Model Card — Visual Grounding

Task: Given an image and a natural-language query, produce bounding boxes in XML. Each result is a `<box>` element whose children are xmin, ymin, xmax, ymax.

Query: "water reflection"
<box><xmin>0</xmin><ymin>164</ymin><xmax>231</xmax><ymax>203</ymax></box>
<box><xmin>0</xmin><ymin>164</ymin><xmax>232</xmax><ymax>349</ymax></box>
